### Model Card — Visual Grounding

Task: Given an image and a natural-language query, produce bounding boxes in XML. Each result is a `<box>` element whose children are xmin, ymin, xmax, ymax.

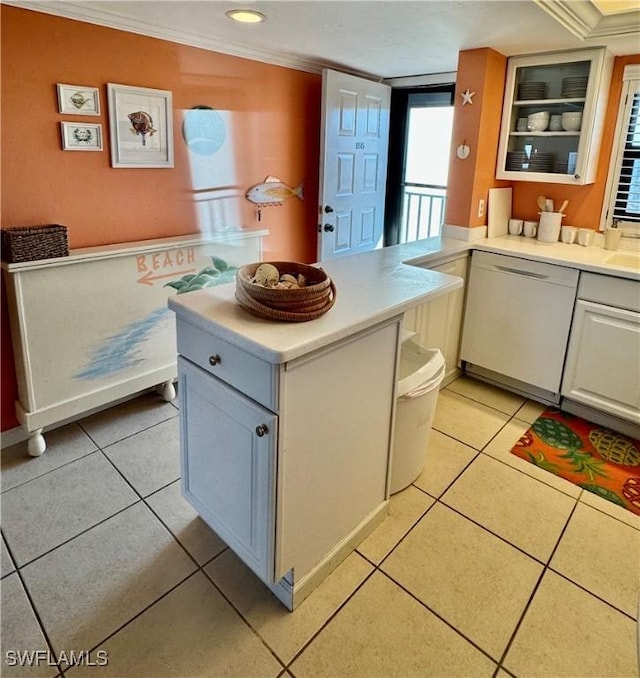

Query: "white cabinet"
<box><xmin>176</xmin><ymin>316</ymin><xmax>399</xmax><ymax>610</ymax></box>
<box><xmin>179</xmin><ymin>356</ymin><xmax>277</xmax><ymax>582</ymax></box>
<box><xmin>561</xmin><ymin>273</ymin><xmax>640</xmax><ymax>431</ymax></box>
<box><xmin>402</xmin><ymin>254</ymin><xmax>468</xmax><ymax>386</ymax></box>
<box><xmin>496</xmin><ymin>48</ymin><xmax>613</xmax><ymax>184</ymax></box>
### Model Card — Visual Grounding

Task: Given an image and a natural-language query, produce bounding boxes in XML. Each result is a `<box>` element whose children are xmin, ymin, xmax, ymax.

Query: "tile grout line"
<box><xmin>198</xmin><ymin>561</ymin><xmax>288</xmax><ymax>673</ymax></box>
<box><xmin>6</xmin><ymin>540</ymin><xmax>67</xmax><ymax>677</ymax></box>
<box><xmin>377</xmin><ymin>567</ymin><xmax>501</xmax><ymax>668</ymax></box>
<box><xmin>546</xmin><ymin>565</ymin><xmax>638</xmax><ymax>622</ymax></box>
<box><xmin>280</xmin><ymin>566</ymin><xmax>380</xmax><ymax>672</ymax></box>
<box><xmin>0</xmin><ymin>444</ymin><xmax>98</xmax><ymax>495</ymax></box>
<box><xmin>493</xmin><ymin>497</ymin><xmax>581</xmax><ymax>672</ymax></box>
<box><xmin>6</xmin><ymin>497</ymin><xmax>142</xmax><ymax>571</ymax></box>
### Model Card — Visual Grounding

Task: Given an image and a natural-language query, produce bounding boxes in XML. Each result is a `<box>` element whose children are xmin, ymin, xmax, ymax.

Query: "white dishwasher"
<box><xmin>460</xmin><ymin>251</ymin><xmax>579</xmax><ymax>404</ymax></box>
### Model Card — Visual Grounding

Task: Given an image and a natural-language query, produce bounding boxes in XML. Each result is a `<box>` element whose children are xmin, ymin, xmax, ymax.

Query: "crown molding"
<box><xmin>2</xmin><ymin>0</ymin><xmax>328</xmax><ymax>74</ymax></box>
<box><xmin>383</xmin><ymin>72</ymin><xmax>457</xmax><ymax>88</ymax></box>
<box><xmin>534</xmin><ymin>0</ymin><xmax>640</xmax><ymax>39</ymax></box>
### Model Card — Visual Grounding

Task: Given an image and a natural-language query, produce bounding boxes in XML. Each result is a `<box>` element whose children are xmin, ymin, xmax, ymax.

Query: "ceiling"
<box><xmin>5</xmin><ymin>0</ymin><xmax>640</xmax><ymax>79</ymax></box>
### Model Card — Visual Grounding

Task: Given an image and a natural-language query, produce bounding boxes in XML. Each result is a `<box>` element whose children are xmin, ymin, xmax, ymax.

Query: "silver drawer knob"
<box><xmin>208</xmin><ymin>354</ymin><xmax>221</xmax><ymax>366</ymax></box>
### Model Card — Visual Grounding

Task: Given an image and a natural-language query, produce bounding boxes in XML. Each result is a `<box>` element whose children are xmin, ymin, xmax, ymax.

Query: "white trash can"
<box><xmin>390</xmin><ymin>342</ymin><xmax>445</xmax><ymax>494</ymax></box>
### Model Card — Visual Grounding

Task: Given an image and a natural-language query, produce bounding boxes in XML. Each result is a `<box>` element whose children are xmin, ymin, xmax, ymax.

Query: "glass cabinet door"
<box><xmin>496</xmin><ymin>49</ymin><xmax>612</xmax><ymax>185</ymax></box>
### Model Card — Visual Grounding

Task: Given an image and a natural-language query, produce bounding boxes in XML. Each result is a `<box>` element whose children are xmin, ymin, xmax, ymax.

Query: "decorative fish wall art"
<box><xmin>246</xmin><ymin>176</ymin><xmax>303</xmax><ymax>206</ymax></box>
<box><xmin>246</xmin><ymin>176</ymin><xmax>304</xmax><ymax>222</ymax></box>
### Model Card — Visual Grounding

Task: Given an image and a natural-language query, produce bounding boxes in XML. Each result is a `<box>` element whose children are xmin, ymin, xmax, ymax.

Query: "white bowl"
<box><xmin>527</xmin><ymin>112</ymin><xmax>549</xmax><ymax>131</ymax></box>
<box><xmin>561</xmin><ymin>112</ymin><xmax>582</xmax><ymax>131</ymax></box>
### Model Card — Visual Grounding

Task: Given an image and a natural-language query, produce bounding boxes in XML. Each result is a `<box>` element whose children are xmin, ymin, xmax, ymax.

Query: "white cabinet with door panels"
<box><xmin>176</xmin><ymin>316</ymin><xmax>399</xmax><ymax>610</ymax></box>
<box><xmin>561</xmin><ymin>273</ymin><xmax>640</xmax><ymax>432</ymax></box>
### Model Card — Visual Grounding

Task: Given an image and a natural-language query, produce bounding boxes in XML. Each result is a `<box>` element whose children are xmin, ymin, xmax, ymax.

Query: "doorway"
<box><xmin>385</xmin><ymin>86</ymin><xmax>455</xmax><ymax>246</ymax></box>
<box><xmin>318</xmin><ymin>69</ymin><xmax>391</xmax><ymax>261</ymax></box>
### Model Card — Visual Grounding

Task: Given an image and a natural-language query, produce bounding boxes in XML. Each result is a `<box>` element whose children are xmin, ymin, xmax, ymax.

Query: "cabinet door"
<box><xmin>496</xmin><ymin>48</ymin><xmax>612</xmax><ymax>185</ymax></box>
<box><xmin>402</xmin><ymin>255</ymin><xmax>468</xmax><ymax>385</ymax></box>
<box><xmin>562</xmin><ymin>301</ymin><xmax>640</xmax><ymax>424</ymax></box>
<box><xmin>178</xmin><ymin>356</ymin><xmax>277</xmax><ymax>582</ymax></box>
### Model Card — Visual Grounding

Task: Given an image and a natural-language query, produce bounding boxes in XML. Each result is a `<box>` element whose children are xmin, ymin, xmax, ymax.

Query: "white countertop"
<box><xmin>168</xmin><ymin>231</ymin><xmax>639</xmax><ymax>364</ymax></box>
<box><xmin>168</xmin><ymin>241</ymin><xmax>467</xmax><ymax>364</ymax></box>
<box><xmin>473</xmin><ymin>235</ymin><xmax>640</xmax><ymax>281</ymax></box>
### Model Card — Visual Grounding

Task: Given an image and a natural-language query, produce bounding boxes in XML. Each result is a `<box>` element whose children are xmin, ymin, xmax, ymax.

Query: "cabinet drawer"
<box><xmin>578</xmin><ymin>272</ymin><xmax>640</xmax><ymax>313</ymax></box>
<box><xmin>177</xmin><ymin>320</ymin><xmax>278</xmax><ymax>411</ymax></box>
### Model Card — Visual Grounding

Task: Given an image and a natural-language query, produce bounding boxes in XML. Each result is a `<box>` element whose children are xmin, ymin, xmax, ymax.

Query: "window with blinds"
<box><xmin>602</xmin><ymin>65</ymin><xmax>640</xmax><ymax>232</ymax></box>
<box><xmin>613</xmin><ymin>90</ymin><xmax>640</xmax><ymax>224</ymax></box>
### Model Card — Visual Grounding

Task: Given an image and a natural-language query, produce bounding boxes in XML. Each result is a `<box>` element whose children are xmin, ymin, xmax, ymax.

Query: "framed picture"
<box><xmin>60</xmin><ymin>122</ymin><xmax>103</xmax><ymax>151</ymax></box>
<box><xmin>57</xmin><ymin>84</ymin><xmax>100</xmax><ymax>115</ymax></box>
<box><xmin>107</xmin><ymin>83</ymin><xmax>174</xmax><ymax>168</ymax></box>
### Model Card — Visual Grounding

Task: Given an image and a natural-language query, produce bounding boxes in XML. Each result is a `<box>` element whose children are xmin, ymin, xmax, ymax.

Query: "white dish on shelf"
<box><xmin>527</xmin><ymin>111</ymin><xmax>549</xmax><ymax>131</ymax></box>
<box><xmin>561</xmin><ymin>111</ymin><xmax>582</xmax><ymax>131</ymax></box>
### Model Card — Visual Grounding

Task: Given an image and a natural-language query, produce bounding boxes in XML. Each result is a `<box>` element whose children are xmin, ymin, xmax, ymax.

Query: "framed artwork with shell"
<box><xmin>57</xmin><ymin>84</ymin><xmax>100</xmax><ymax>116</ymax></box>
<box><xmin>107</xmin><ymin>83</ymin><xmax>174</xmax><ymax>168</ymax></box>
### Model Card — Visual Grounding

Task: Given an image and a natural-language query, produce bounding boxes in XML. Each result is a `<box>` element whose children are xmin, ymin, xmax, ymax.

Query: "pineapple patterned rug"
<box><xmin>511</xmin><ymin>408</ymin><xmax>640</xmax><ymax>516</ymax></box>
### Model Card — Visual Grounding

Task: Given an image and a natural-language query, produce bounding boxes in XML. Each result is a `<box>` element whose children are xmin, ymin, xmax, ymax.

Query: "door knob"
<box><xmin>255</xmin><ymin>424</ymin><xmax>269</xmax><ymax>437</ymax></box>
<box><xmin>324</xmin><ymin>205</ymin><xmax>334</xmax><ymax>213</ymax></box>
<box><xmin>323</xmin><ymin>224</ymin><xmax>335</xmax><ymax>232</ymax></box>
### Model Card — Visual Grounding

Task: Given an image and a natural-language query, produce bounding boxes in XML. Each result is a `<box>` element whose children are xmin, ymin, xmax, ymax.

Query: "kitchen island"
<box><xmin>168</xmin><ymin>248</ymin><xmax>463</xmax><ymax>610</ymax></box>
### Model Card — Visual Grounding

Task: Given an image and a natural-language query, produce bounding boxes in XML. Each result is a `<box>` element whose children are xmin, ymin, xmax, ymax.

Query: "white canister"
<box><xmin>537</xmin><ymin>212</ymin><xmax>564</xmax><ymax>243</ymax></box>
<box><xmin>561</xmin><ymin>225</ymin><xmax>577</xmax><ymax>244</ymax></box>
<box><xmin>604</xmin><ymin>228</ymin><xmax>622</xmax><ymax>251</ymax></box>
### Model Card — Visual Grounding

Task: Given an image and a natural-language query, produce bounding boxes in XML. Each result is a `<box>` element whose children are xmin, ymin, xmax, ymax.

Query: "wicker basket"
<box><xmin>1</xmin><ymin>225</ymin><xmax>69</xmax><ymax>263</ymax></box>
<box><xmin>235</xmin><ymin>261</ymin><xmax>336</xmax><ymax>322</ymax></box>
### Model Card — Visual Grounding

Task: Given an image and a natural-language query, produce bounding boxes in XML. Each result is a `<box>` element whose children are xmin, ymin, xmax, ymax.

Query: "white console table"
<box><xmin>2</xmin><ymin>230</ymin><xmax>265</xmax><ymax>455</ymax></box>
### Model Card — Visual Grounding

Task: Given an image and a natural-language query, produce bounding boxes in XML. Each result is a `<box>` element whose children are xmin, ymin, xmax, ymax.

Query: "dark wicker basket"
<box><xmin>1</xmin><ymin>225</ymin><xmax>69</xmax><ymax>263</ymax></box>
<box><xmin>236</xmin><ymin>261</ymin><xmax>336</xmax><ymax>322</ymax></box>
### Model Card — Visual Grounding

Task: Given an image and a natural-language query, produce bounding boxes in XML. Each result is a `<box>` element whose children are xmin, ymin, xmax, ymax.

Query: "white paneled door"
<box><xmin>318</xmin><ymin>69</ymin><xmax>391</xmax><ymax>261</ymax></box>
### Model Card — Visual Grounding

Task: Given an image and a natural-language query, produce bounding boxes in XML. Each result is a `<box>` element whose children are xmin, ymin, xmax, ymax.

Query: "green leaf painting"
<box><xmin>164</xmin><ymin>257</ymin><xmax>237</xmax><ymax>295</ymax></box>
<box><xmin>525</xmin><ymin>451</ymin><xmax>561</xmax><ymax>474</ymax></box>
<box><xmin>560</xmin><ymin>448</ymin><xmax>608</xmax><ymax>481</ymax></box>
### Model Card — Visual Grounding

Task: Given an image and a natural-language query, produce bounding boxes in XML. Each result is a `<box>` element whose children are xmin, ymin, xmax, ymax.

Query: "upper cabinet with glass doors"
<box><xmin>496</xmin><ymin>48</ymin><xmax>613</xmax><ymax>185</ymax></box>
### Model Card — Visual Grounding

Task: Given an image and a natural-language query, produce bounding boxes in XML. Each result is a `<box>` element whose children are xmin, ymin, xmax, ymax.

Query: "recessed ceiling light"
<box><xmin>226</xmin><ymin>9</ymin><xmax>266</xmax><ymax>23</ymax></box>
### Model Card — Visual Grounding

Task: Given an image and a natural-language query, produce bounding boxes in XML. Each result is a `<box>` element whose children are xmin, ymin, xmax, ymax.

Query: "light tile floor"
<box><xmin>1</xmin><ymin>377</ymin><xmax>638</xmax><ymax>678</ymax></box>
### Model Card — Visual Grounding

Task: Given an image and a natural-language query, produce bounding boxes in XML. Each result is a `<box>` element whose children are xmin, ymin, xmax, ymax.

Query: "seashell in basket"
<box><xmin>235</xmin><ymin>261</ymin><xmax>336</xmax><ymax>321</ymax></box>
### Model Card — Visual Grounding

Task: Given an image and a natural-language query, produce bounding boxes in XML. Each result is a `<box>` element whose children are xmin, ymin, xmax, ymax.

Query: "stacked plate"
<box><xmin>505</xmin><ymin>151</ymin><xmax>527</xmax><ymax>171</ymax></box>
<box><xmin>561</xmin><ymin>76</ymin><xmax>588</xmax><ymax>98</ymax></box>
<box><xmin>527</xmin><ymin>152</ymin><xmax>554</xmax><ymax>173</ymax></box>
<box><xmin>518</xmin><ymin>81</ymin><xmax>546</xmax><ymax>100</ymax></box>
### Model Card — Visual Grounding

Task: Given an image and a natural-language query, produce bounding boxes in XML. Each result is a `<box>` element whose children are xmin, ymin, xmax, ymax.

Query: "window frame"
<box><xmin>600</xmin><ymin>63</ymin><xmax>640</xmax><ymax>234</ymax></box>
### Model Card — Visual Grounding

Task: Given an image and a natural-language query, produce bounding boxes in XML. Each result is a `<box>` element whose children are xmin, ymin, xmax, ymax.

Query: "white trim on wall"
<box><xmin>383</xmin><ymin>72</ymin><xmax>457</xmax><ymax>88</ymax></box>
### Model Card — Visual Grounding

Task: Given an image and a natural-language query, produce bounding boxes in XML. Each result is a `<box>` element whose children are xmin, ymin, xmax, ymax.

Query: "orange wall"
<box><xmin>445</xmin><ymin>48</ymin><xmax>510</xmax><ymax>227</ymax></box>
<box><xmin>1</xmin><ymin>5</ymin><xmax>321</xmax><ymax>430</ymax></box>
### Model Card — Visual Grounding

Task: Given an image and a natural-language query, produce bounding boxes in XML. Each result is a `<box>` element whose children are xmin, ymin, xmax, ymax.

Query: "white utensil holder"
<box><xmin>537</xmin><ymin>212</ymin><xmax>564</xmax><ymax>243</ymax></box>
